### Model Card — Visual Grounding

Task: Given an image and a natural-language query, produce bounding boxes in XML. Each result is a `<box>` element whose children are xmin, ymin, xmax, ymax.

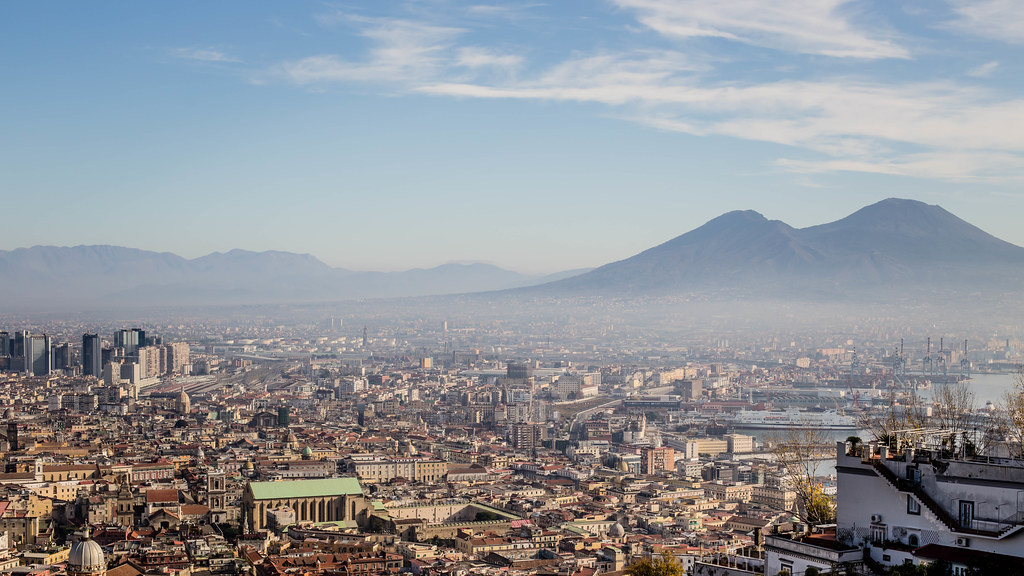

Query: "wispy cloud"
<box><xmin>171</xmin><ymin>47</ymin><xmax>240</xmax><ymax>63</ymax></box>
<box><xmin>421</xmin><ymin>60</ymin><xmax>1024</xmax><ymax>181</ymax></box>
<box><xmin>270</xmin><ymin>15</ymin><xmax>462</xmax><ymax>85</ymax></box>
<box><xmin>254</xmin><ymin>4</ymin><xmax>1024</xmax><ymax>182</ymax></box>
<box><xmin>455</xmin><ymin>47</ymin><xmax>523</xmax><ymax>70</ymax></box>
<box><xmin>968</xmin><ymin>60</ymin><xmax>1000</xmax><ymax>77</ymax></box>
<box><xmin>946</xmin><ymin>0</ymin><xmax>1024</xmax><ymax>44</ymax></box>
<box><xmin>466</xmin><ymin>3</ymin><xmax>545</xmax><ymax>20</ymax></box>
<box><xmin>611</xmin><ymin>0</ymin><xmax>910</xmax><ymax>59</ymax></box>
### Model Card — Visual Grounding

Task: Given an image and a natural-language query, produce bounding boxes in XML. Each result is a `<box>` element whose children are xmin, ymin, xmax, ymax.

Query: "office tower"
<box><xmin>82</xmin><ymin>334</ymin><xmax>102</xmax><ymax>377</ymax></box>
<box><xmin>13</xmin><ymin>331</ymin><xmax>27</xmax><ymax>371</ymax></box>
<box><xmin>114</xmin><ymin>328</ymin><xmax>145</xmax><ymax>356</ymax></box>
<box><xmin>506</xmin><ymin>361</ymin><xmax>533</xmax><ymax>379</ymax></box>
<box><xmin>24</xmin><ymin>334</ymin><xmax>51</xmax><ymax>377</ymax></box>
<box><xmin>52</xmin><ymin>342</ymin><xmax>72</xmax><ymax>371</ymax></box>
<box><xmin>0</xmin><ymin>332</ymin><xmax>9</xmax><ymax>357</ymax></box>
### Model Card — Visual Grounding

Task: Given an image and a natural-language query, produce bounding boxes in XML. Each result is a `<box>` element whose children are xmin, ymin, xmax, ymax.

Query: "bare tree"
<box><xmin>859</xmin><ymin>386</ymin><xmax>929</xmax><ymax>450</ymax></box>
<box><xmin>1000</xmin><ymin>367</ymin><xmax>1024</xmax><ymax>458</ymax></box>
<box><xmin>932</xmin><ymin>381</ymin><xmax>976</xmax><ymax>455</ymax></box>
<box><xmin>766</xmin><ymin>426</ymin><xmax>836</xmax><ymax>526</ymax></box>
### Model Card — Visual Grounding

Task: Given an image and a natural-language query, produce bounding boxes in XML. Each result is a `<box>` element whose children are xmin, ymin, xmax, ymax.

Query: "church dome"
<box><xmin>609</xmin><ymin>523</ymin><xmax>626</xmax><ymax>538</ymax></box>
<box><xmin>68</xmin><ymin>538</ymin><xmax>105</xmax><ymax>574</ymax></box>
<box><xmin>301</xmin><ymin>446</ymin><xmax>313</xmax><ymax>457</ymax></box>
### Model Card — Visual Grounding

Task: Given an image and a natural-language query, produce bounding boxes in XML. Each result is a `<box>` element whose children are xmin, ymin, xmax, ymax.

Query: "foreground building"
<box><xmin>836</xmin><ymin>440</ymin><xmax>1024</xmax><ymax>569</ymax></box>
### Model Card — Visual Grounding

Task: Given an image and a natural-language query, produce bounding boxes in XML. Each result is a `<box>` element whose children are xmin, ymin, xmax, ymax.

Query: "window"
<box><xmin>958</xmin><ymin>501</ymin><xmax>975</xmax><ymax>529</ymax></box>
<box><xmin>907</xmin><ymin>495</ymin><xmax>921</xmax><ymax>515</ymax></box>
<box><xmin>908</xmin><ymin>534</ymin><xmax>919</xmax><ymax>547</ymax></box>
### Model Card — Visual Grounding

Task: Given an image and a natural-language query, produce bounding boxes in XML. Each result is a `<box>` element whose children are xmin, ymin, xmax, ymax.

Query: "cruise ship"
<box><xmin>730</xmin><ymin>408</ymin><xmax>858</xmax><ymax>430</ymax></box>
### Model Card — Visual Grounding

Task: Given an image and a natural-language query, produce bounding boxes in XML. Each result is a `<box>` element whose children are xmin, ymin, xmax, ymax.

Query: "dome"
<box><xmin>68</xmin><ymin>538</ymin><xmax>105</xmax><ymax>574</ymax></box>
<box><xmin>608</xmin><ymin>523</ymin><xmax>626</xmax><ymax>538</ymax></box>
<box><xmin>301</xmin><ymin>446</ymin><xmax>313</xmax><ymax>457</ymax></box>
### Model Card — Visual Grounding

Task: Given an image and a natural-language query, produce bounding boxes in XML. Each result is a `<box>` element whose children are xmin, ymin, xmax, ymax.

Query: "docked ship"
<box><xmin>730</xmin><ymin>408</ymin><xmax>858</xmax><ymax>430</ymax></box>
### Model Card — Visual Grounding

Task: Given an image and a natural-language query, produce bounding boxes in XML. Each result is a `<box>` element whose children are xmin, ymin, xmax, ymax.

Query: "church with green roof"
<box><xmin>242</xmin><ymin>477</ymin><xmax>372</xmax><ymax>532</ymax></box>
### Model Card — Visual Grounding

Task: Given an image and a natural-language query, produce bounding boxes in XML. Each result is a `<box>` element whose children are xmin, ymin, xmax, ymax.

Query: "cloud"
<box><xmin>611</xmin><ymin>0</ymin><xmax>910</xmax><ymax>59</ymax></box>
<box><xmin>256</xmin><ymin>5</ymin><xmax>1024</xmax><ymax>182</ymax></box>
<box><xmin>455</xmin><ymin>47</ymin><xmax>524</xmax><ymax>70</ymax></box>
<box><xmin>270</xmin><ymin>16</ymin><xmax>463</xmax><ymax>85</ymax></box>
<box><xmin>466</xmin><ymin>3</ymin><xmax>545</xmax><ymax>20</ymax></box>
<box><xmin>171</xmin><ymin>47</ymin><xmax>240</xmax><ymax>63</ymax></box>
<box><xmin>947</xmin><ymin>0</ymin><xmax>1024</xmax><ymax>44</ymax></box>
<box><xmin>420</xmin><ymin>58</ymin><xmax>1024</xmax><ymax>181</ymax></box>
<box><xmin>968</xmin><ymin>61</ymin><xmax>999</xmax><ymax>77</ymax></box>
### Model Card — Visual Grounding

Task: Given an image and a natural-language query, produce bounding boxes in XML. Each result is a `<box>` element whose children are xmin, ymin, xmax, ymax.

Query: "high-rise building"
<box><xmin>506</xmin><ymin>361</ymin><xmax>534</xmax><ymax>379</ymax></box>
<box><xmin>13</xmin><ymin>331</ymin><xmax>28</xmax><ymax>371</ymax></box>
<box><xmin>82</xmin><ymin>334</ymin><xmax>102</xmax><ymax>377</ymax></box>
<box><xmin>511</xmin><ymin>423</ymin><xmax>545</xmax><ymax>452</ymax></box>
<box><xmin>114</xmin><ymin>328</ymin><xmax>145</xmax><ymax>356</ymax></box>
<box><xmin>166</xmin><ymin>342</ymin><xmax>190</xmax><ymax>374</ymax></box>
<box><xmin>137</xmin><ymin>346</ymin><xmax>164</xmax><ymax>378</ymax></box>
<box><xmin>641</xmin><ymin>446</ymin><xmax>676</xmax><ymax>474</ymax></box>
<box><xmin>52</xmin><ymin>342</ymin><xmax>73</xmax><ymax>371</ymax></box>
<box><xmin>24</xmin><ymin>334</ymin><xmax>51</xmax><ymax>377</ymax></box>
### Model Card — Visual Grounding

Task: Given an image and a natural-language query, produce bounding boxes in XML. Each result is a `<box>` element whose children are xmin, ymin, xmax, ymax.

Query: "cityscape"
<box><xmin>5</xmin><ymin>2</ymin><xmax>1024</xmax><ymax>576</ymax></box>
<box><xmin>0</xmin><ymin>304</ymin><xmax>1022</xmax><ymax>576</ymax></box>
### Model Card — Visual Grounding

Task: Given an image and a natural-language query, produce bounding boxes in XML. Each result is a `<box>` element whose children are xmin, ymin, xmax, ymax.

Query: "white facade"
<box><xmin>836</xmin><ymin>441</ymin><xmax>1024</xmax><ymax>567</ymax></box>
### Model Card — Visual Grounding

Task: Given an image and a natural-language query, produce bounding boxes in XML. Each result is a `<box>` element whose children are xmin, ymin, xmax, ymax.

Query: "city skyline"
<box><xmin>4</xmin><ymin>1</ymin><xmax>1024</xmax><ymax>273</ymax></box>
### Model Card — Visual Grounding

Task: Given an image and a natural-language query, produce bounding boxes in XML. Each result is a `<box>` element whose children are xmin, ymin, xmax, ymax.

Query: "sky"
<box><xmin>3</xmin><ymin>1</ymin><xmax>1024</xmax><ymax>274</ymax></box>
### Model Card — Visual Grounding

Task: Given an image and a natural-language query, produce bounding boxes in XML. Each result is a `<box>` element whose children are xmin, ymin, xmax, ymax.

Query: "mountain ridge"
<box><xmin>2</xmin><ymin>198</ymin><xmax>1021</xmax><ymax>310</ymax></box>
<box><xmin>538</xmin><ymin>198</ymin><xmax>1024</xmax><ymax>297</ymax></box>
<box><xmin>0</xmin><ymin>245</ymin><xmax>577</xmax><ymax>311</ymax></box>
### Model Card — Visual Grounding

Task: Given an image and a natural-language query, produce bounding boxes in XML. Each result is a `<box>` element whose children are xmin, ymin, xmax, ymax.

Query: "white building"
<box><xmin>834</xmin><ymin>441</ymin><xmax>1024</xmax><ymax>571</ymax></box>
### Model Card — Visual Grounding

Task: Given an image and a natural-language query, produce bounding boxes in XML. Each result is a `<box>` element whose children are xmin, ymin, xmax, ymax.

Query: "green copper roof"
<box><xmin>249</xmin><ymin>477</ymin><xmax>364</xmax><ymax>500</ymax></box>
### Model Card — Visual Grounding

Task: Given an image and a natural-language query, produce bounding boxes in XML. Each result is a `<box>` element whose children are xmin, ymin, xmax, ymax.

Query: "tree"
<box><xmin>626</xmin><ymin>553</ymin><xmax>685</xmax><ymax>576</ymax></box>
<box><xmin>932</xmin><ymin>381</ymin><xmax>976</xmax><ymax>455</ymax></box>
<box><xmin>859</xmin><ymin>386</ymin><xmax>928</xmax><ymax>451</ymax></box>
<box><xmin>766</xmin><ymin>427</ymin><xmax>836</xmax><ymax>526</ymax></box>
<box><xmin>1000</xmin><ymin>366</ymin><xmax>1024</xmax><ymax>458</ymax></box>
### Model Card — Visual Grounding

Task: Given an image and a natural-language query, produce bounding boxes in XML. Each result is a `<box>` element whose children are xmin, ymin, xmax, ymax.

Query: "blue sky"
<box><xmin>3</xmin><ymin>1</ymin><xmax>1024</xmax><ymax>273</ymax></box>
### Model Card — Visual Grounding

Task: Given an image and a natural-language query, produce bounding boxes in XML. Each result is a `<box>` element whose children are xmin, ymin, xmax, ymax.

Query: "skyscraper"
<box><xmin>82</xmin><ymin>334</ymin><xmax>102</xmax><ymax>377</ymax></box>
<box><xmin>114</xmin><ymin>328</ymin><xmax>145</xmax><ymax>356</ymax></box>
<box><xmin>24</xmin><ymin>334</ymin><xmax>51</xmax><ymax>377</ymax></box>
<box><xmin>52</xmin><ymin>342</ymin><xmax>72</xmax><ymax>371</ymax></box>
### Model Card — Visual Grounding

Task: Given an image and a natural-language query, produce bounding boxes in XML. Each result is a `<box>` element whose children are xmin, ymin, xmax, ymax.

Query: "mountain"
<box><xmin>542</xmin><ymin>198</ymin><xmax>1024</xmax><ymax>298</ymax></box>
<box><xmin>3</xmin><ymin>199</ymin><xmax>1017</xmax><ymax>311</ymax></box>
<box><xmin>0</xmin><ymin>246</ymin><xmax>574</xmax><ymax>311</ymax></box>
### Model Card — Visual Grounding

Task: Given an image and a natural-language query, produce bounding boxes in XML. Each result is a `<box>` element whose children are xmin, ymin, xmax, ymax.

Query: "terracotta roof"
<box><xmin>145</xmin><ymin>489</ymin><xmax>179</xmax><ymax>504</ymax></box>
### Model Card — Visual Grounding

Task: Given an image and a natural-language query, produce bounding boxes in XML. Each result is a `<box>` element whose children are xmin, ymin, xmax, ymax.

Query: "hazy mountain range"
<box><xmin>1</xmin><ymin>198</ymin><xmax>1021</xmax><ymax>311</ymax></box>
<box><xmin>0</xmin><ymin>246</ymin><xmax>587</xmax><ymax>311</ymax></box>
